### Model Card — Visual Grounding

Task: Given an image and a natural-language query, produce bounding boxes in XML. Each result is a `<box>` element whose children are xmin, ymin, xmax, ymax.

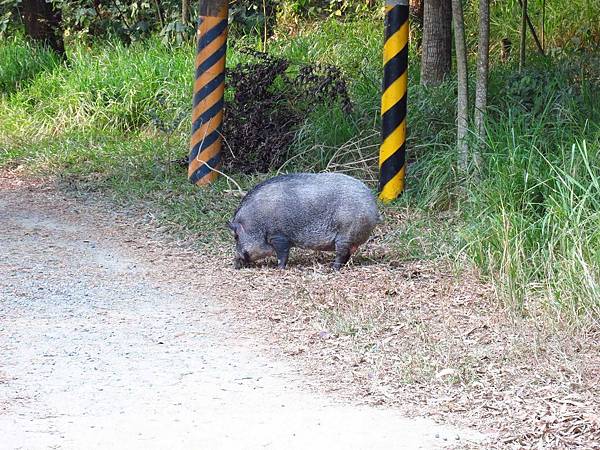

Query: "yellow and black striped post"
<box><xmin>379</xmin><ymin>0</ymin><xmax>409</xmax><ymax>202</ymax></box>
<box><xmin>189</xmin><ymin>0</ymin><xmax>228</xmax><ymax>185</ymax></box>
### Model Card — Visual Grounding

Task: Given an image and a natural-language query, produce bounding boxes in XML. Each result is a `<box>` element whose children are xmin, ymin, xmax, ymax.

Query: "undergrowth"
<box><xmin>1</xmin><ymin>14</ymin><xmax>599</xmax><ymax>325</ymax></box>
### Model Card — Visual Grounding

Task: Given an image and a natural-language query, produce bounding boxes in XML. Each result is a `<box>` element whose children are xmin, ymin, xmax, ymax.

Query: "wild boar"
<box><xmin>229</xmin><ymin>173</ymin><xmax>380</xmax><ymax>270</ymax></box>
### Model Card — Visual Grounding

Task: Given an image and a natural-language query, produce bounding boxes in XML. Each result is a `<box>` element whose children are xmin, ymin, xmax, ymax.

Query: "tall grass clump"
<box><xmin>0</xmin><ymin>35</ymin><xmax>60</xmax><ymax>94</ymax></box>
<box><xmin>465</xmin><ymin>135</ymin><xmax>600</xmax><ymax>322</ymax></box>
<box><xmin>4</xmin><ymin>37</ymin><xmax>193</xmax><ymax>138</ymax></box>
<box><xmin>463</xmin><ymin>57</ymin><xmax>600</xmax><ymax>323</ymax></box>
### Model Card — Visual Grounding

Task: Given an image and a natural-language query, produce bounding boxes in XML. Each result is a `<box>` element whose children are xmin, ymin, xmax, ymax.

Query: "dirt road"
<box><xmin>0</xmin><ymin>176</ymin><xmax>483</xmax><ymax>449</ymax></box>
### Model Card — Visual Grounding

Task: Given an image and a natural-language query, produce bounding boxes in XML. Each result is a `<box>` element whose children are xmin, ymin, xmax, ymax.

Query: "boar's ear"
<box><xmin>228</xmin><ymin>221</ymin><xmax>245</xmax><ymax>234</ymax></box>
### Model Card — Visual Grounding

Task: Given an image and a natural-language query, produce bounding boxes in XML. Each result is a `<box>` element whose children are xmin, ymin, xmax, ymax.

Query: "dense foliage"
<box><xmin>0</xmin><ymin>0</ymin><xmax>376</xmax><ymax>44</ymax></box>
<box><xmin>1</xmin><ymin>0</ymin><xmax>195</xmax><ymax>43</ymax></box>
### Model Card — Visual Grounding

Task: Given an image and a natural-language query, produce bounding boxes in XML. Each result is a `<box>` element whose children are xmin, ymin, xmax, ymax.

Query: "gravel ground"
<box><xmin>0</xmin><ymin>174</ymin><xmax>484</xmax><ymax>449</ymax></box>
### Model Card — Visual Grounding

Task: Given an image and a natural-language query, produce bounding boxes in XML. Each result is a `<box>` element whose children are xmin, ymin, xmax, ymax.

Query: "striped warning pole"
<box><xmin>379</xmin><ymin>0</ymin><xmax>409</xmax><ymax>202</ymax></box>
<box><xmin>189</xmin><ymin>0</ymin><xmax>228</xmax><ymax>185</ymax></box>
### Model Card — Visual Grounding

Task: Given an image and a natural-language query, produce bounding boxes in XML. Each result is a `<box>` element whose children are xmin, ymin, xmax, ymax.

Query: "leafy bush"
<box><xmin>223</xmin><ymin>50</ymin><xmax>352</xmax><ymax>173</ymax></box>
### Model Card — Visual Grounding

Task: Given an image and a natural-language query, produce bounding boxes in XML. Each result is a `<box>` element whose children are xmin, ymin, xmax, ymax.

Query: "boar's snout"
<box><xmin>233</xmin><ymin>250</ymin><xmax>250</xmax><ymax>269</ymax></box>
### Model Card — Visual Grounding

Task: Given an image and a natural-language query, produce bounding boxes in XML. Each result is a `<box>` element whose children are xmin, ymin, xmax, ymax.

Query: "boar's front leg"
<box><xmin>269</xmin><ymin>234</ymin><xmax>291</xmax><ymax>269</ymax></box>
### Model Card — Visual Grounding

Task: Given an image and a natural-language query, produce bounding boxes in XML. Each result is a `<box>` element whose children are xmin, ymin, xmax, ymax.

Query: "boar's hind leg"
<box><xmin>333</xmin><ymin>240</ymin><xmax>352</xmax><ymax>271</ymax></box>
<box><xmin>269</xmin><ymin>234</ymin><xmax>291</xmax><ymax>269</ymax></box>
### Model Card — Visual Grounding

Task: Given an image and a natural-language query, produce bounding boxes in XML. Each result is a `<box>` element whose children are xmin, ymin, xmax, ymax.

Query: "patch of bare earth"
<box><xmin>217</xmin><ymin>254</ymin><xmax>600</xmax><ymax>449</ymax></box>
<box><xmin>4</xmin><ymin>170</ymin><xmax>599</xmax><ymax>449</ymax></box>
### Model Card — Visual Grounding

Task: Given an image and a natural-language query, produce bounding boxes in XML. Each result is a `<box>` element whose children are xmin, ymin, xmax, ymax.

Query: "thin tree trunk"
<box><xmin>541</xmin><ymin>0</ymin><xmax>545</xmax><ymax>51</ymax></box>
<box><xmin>182</xmin><ymin>0</ymin><xmax>189</xmax><ymax>25</ymax></box>
<box><xmin>154</xmin><ymin>0</ymin><xmax>164</xmax><ymax>29</ymax></box>
<box><xmin>420</xmin><ymin>0</ymin><xmax>452</xmax><ymax>86</ymax></box>
<box><xmin>474</xmin><ymin>0</ymin><xmax>489</xmax><ymax>140</ymax></box>
<box><xmin>519</xmin><ymin>0</ymin><xmax>527</xmax><ymax>71</ymax></box>
<box><xmin>452</xmin><ymin>0</ymin><xmax>468</xmax><ymax>171</ymax></box>
<box><xmin>21</xmin><ymin>0</ymin><xmax>65</xmax><ymax>59</ymax></box>
<box><xmin>516</xmin><ymin>0</ymin><xmax>544</xmax><ymax>55</ymax></box>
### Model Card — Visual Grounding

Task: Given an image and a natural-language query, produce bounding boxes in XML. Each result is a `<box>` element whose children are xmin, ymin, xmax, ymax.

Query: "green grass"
<box><xmin>1</xmin><ymin>37</ymin><xmax>192</xmax><ymax>139</ymax></box>
<box><xmin>1</xmin><ymin>11</ymin><xmax>599</xmax><ymax>325</ymax></box>
<box><xmin>0</xmin><ymin>35</ymin><xmax>60</xmax><ymax>95</ymax></box>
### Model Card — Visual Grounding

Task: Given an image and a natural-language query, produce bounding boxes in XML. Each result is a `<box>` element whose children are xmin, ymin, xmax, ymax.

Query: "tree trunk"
<box><xmin>420</xmin><ymin>0</ymin><xmax>452</xmax><ymax>86</ymax></box>
<box><xmin>541</xmin><ymin>0</ymin><xmax>545</xmax><ymax>51</ymax></box>
<box><xmin>474</xmin><ymin>0</ymin><xmax>489</xmax><ymax>141</ymax></box>
<box><xmin>182</xmin><ymin>0</ymin><xmax>189</xmax><ymax>25</ymax></box>
<box><xmin>452</xmin><ymin>0</ymin><xmax>468</xmax><ymax>171</ymax></box>
<box><xmin>21</xmin><ymin>0</ymin><xmax>65</xmax><ymax>59</ymax></box>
